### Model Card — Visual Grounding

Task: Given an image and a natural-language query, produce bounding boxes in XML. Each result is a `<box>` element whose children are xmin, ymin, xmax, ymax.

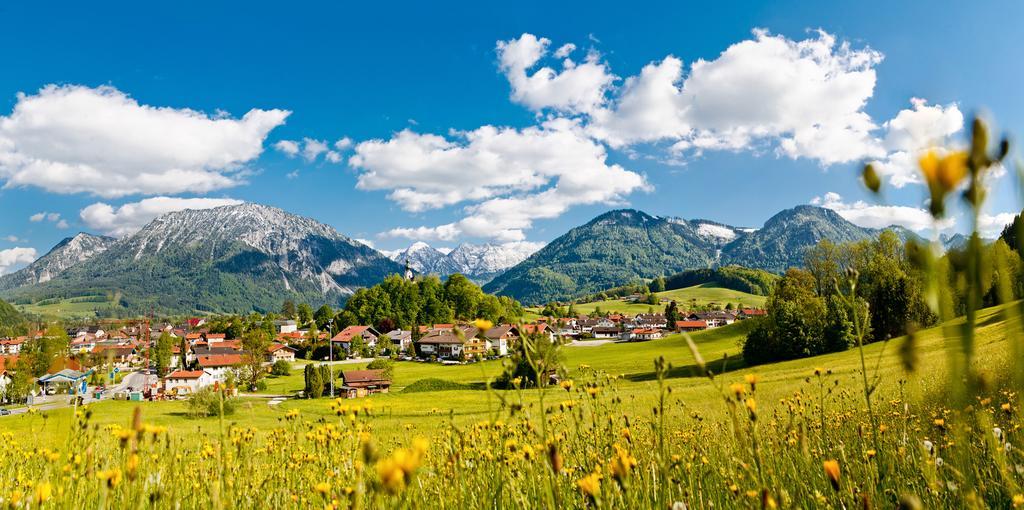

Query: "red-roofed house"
<box><xmin>628</xmin><ymin>328</ymin><xmax>663</xmax><ymax>341</ymax></box>
<box><xmin>267</xmin><ymin>344</ymin><xmax>297</xmax><ymax>363</ymax></box>
<box><xmin>0</xmin><ymin>337</ymin><xmax>27</xmax><ymax>355</ymax></box>
<box><xmin>675</xmin><ymin>320</ymin><xmax>708</xmax><ymax>332</ymax></box>
<box><xmin>331</xmin><ymin>326</ymin><xmax>381</xmax><ymax>352</ymax></box>
<box><xmin>197</xmin><ymin>354</ymin><xmax>244</xmax><ymax>381</ymax></box>
<box><xmin>163</xmin><ymin>370</ymin><xmax>215</xmax><ymax>396</ymax></box>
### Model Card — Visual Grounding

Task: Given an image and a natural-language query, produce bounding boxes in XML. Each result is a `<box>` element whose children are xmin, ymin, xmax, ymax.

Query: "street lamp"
<box><xmin>327</xmin><ymin>318</ymin><xmax>334</xmax><ymax>397</ymax></box>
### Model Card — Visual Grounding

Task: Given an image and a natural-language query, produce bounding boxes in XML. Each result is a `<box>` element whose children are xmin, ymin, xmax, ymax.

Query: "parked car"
<box><xmin>0</xmin><ymin>409</ymin><xmax>11</xmax><ymax>416</ymax></box>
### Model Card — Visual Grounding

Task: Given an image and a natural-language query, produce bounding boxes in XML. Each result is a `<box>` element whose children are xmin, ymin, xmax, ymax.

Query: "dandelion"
<box><xmin>730</xmin><ymin>383</ymin><xmax>745</xmax><ymax>398</ymax></box>
<box><xmin>919</xmin><ymin>150</ymin><xmax>969</xmax><ymax>216</ymax></box>
<box><xmin>97</xmin><ymin>468</ymin><xmax>123</xmax><ymax>489</ymax></box>
<box><xmin>866</xmin><ymin>449</ymin><xmax>876</xmax><ymax>459</ymax></box>
<box><xmin>33</xmin><ymin>482</ymin><xmax>52</xmax><ymax>504</ymax></box>
<box><xmin>577</xmin><ymin>472</ymin><xmax>601</xmax><ymax>499</ymax></box>
<box><xmin>1012</xmin><ymin>494</ymin><xmax>1024</xmax><ymax>508</ymax></box>
<box><xmin>744</xmin><ymin>373</ymin><xmax>759</xmax><ymax>391</ymax></box>
<box><xmin>933</xmin><ymin>418</ymin><xmax>945</xmax><ymax>428</ymax></box>
<box><xmin>823</xmin><ymin>460</ymin><xmax>840</xmax><ymax>491</ymax></box>
<box><xmin>608</xmin><ymin>444</ymin><xmax>637</xmax><ymax>484</ymax></box>
<box><xmin>1002</xmin><ymin>403</ymin><xmax>1012</xmax><ymax>413</ymax></box>
<box><xmin>560</xmin><ymin>379</ymin><xmax>574</xmax><ymax>392</ymax></box>
<box><xmin>586</xmin><ymin>386</ymin><xmax>600</xmax><ymax>399</ymax></box>
<box><xmin>375</xmin><ymin>438</ymin><xmax>428</xmax><ymax>494</ymax></box>
<box><xmin>313</xmin><ymin>482</ymin><xmax>331</xmax><ymax>497</ymax></box>
<box><xmin>286</xmin><ymin>409</ymin><xmax>300</xmax><ymax>420</ymax></box>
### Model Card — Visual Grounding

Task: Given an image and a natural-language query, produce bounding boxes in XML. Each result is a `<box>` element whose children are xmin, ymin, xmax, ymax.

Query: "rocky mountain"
<box><xmin>2</xmin><ymin>203</ymin><xmax>403</xmax><ymax>314</ymax></box>
<box><xmin>0</xmin><ymin>233</ymin><xmax>116</xmax><ymax>292</ymax></box>
<box><xmin>485</xmin><ymin>205</ymin><xmax>913</xmax><ymax>305</ymax></box>
<box><xmin>385</xmin><ymin>241</ymin><xmax>541</xmax><ymax>284</ymax></box>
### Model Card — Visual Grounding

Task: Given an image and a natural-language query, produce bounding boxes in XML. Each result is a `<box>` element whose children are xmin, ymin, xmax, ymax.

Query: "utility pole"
<box><xmin>327</xmin><ymin>318</ymin><xmax>334</xmax><ymax>397</ymax></box>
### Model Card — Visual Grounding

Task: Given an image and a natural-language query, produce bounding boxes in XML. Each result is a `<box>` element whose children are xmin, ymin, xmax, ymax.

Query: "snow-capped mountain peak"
<box><xmin>384</xmin><ymin>241</ymin><xmax>544</xmax><ymax>283</ymax></box>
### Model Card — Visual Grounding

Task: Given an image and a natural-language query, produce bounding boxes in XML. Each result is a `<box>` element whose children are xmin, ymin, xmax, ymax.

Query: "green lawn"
<box><xmin>4</xmin><ymin>304</ymin><xmax>1019</xmax><ymax>449</ymax></box>
<box><xmin>15</xmin><ymin>296</ymin><xmax>117</xmax><ymax>319</ymax></box>
<box><xmin>529</xmin><ymin>283</ymin><xmax>768</xmax><ymax>316</ymax></box>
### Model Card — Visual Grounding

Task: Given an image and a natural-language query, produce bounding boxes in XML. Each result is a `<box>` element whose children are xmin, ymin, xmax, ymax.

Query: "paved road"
<box><xmin>0</xmin><ymin>369</ymin><xmax>155</xmax><ymax>417</ymax></box>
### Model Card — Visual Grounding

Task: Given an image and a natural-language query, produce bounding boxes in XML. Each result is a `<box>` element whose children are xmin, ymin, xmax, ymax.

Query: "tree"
<box><xmin>178</xmin><ymin>336</ymin><xmax>189</xmax><ymax>370</ymax></box>
<box><xmin>270</xmin><ymin>360</ymin><xmax>291</xmax><ymax>376</ymax></box>
<box><xmin>304</xmin><ymin>363</ymin><xmax>324</xmax><ymax>398</ymax></box>
<box><xmin>365</xmin><ymin>358</ymin><xmax>395</xmax><ymax>380</ymax></box>
<box><xmin>153</xmin><ymin>332</ymin><xmax>174</xmax><ymax>377</ymax></box>
<box><xmin>281</xmin><ymin>300</ymin><xmax>297</xmax><ymax>320</ymax></box>
<box><xmin>22</xmin><ymin>325</ymin><xmax>70</xmax><ymax>377</ymax></box>
<box><xmin>314</xmin><ymin>305</ymin><xmax>334</xmax><ymax>330</ymax></box>
<box><xmin>443</xmin><ymin>274</ymin><xmax>482</xmax><ymax>320</ymax></box>
<box><xmin>649</xmin><ymin>275</ymin><xmax>666</xmax><ymax>293</ymax></box>
<box><xmin>240</xmin><ymin>328</ymin><xmax>271</xmax><ymax>391</ymax></box>
<box><xmin>664</xmin><ymin>300</ymin><xmax>680</xmax><ymax>330</ymax></box>
<box><xmin>297</xmin><ymin>303</ymin><xmax>314</xmax><ymax>326</ymax></box>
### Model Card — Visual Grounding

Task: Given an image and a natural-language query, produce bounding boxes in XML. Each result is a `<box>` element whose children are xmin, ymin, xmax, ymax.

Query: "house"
<box><xmin>0</xmin><ymin>337</ymin><xmax>26</xmax><ymax>355</ymax></box>
<box><xmin>512</xmin><ymin>323</ymin><xmax>555</xmax><ymax>342</ymax></box>
<box><xmin>690</xmin><ymin>311</ymin><xmax>736</xmax><ymax>328</ymax></box>
<box><xmin>483</xmin><ymin>324</ymin><xmax>515</xmax><ymax>356</ymax></box>
<box><xmin>91</xmin><ymin>345</ymin><xmax>137</xmax><ymax>366</ymax></box>
<box><xmin>384</xmin><ymin>330</ymin><xmax>413</xmax><ymax>353</ymax></box>
<box><xmin>339</xmin><ymin>369</ymin><xmax>391</xmax><ymax>398</ymax></box>
<box><xmin>592</xmin><ymin>326</ymin><xmax>621</xmax><ymax>339</ymax></box>
<box><xmin>267</xmin><ymin>343</ymin><xmax>297</xmax><ymax>363</ymax></box>
<box><xmin>628</xmin><ymin>328</ymin><xmax>663</xmax><ymax>341</ymax></box>
<box><xmin>630</xmin><ymin>313</ymin><xmax>668</xmax><ymax>330</ymax></box>
<box><xmin>675</xmin><ymin>320</ymin><xmax>709</xmax><ymax>332</ymax></box>
<box><xmin>331</xmin><ymin>326</ymin><xmax>382</xmax><ymax>353</ymax></box>
<box><xmin>163</xmin><ymin>370</ymin><xmax>216</xmax><ymax>396</ymax></box>
<box><xmin>0</xmin><ymin>355</ymin><xmax>16</xmax><ymax>398</ymax></box>
<box><xmin>416</xmin><ymin>326</ymin><xmax>478</xmax><ymax>359</ymax></box>
<box><xmin>196</xmin><ymin>354</ymin><xmax>245</xmax><ymax>381</ymax></box>
<box><xmin>273</xmin><ymin>320</ymin><xmax>298</xmax><ymax>334</ymax></box>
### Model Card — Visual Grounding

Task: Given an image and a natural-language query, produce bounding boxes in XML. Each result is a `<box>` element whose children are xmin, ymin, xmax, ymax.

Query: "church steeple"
<box><xmin>404</xmin><ymin>259</ymin><xmax>414</xmax><ymax>281</ymax></box>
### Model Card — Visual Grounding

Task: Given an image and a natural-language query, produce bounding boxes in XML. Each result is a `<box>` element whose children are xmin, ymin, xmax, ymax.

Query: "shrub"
<box><xmin>270</xmin><ymin>359</ymin><xmax>291</xmax><ymax>376</ymax></box>
<box><xmin>186</xmin><ymin>387</ymin><xmax>236</xmax><ymax>418</ymax></box>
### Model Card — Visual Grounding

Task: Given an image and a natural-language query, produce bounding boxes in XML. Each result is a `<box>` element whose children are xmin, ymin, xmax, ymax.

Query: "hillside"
<box><xmin>2</xmin><ymin>203</ymin><xmax>403</xmax><ymax>315</ymax></box>
<box><xmin>662</xmin><ymin>266</ymin><xmax>779</xmax><ymax>296</ymax></box>
<box><xmin>0</xmin><ymin>297</ymin><xmax>27</xmax><ymax>336</ymax></box>
<box><xmin>483</xmin><ymin>210</ymin><xmax>729</xmax><ymax>304</ymax></box>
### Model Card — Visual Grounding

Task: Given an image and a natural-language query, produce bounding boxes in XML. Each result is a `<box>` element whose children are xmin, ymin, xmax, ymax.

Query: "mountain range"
<box><xmin>483</xmin><ymin>205</ymin><xmax>930</xmax><ymax>304</ymax></box>
<box><xmin>382</xmin><ymin>241</ymin><xmax>540</xmax><ymax>284</ymax></box>
<box><xmin>0</xmin><ymin>203</ymin><xmax>402</xmax><ymax>314</ymax></box>
<box><xmin>0</xmin><ymin>201</ymin><xmax>977</xmax><ymax>315</ymax></box>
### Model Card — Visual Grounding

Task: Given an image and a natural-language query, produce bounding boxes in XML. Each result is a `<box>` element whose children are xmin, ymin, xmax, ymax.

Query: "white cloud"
<box><xmin>2</xmin><ymin>235</ymin><xmax>23</xmax><ymax>243</ymax></box>
<box><xmin>55</xmin><ymin>219</ymin><xmax>69</xmax><ymax>229</ymax></box>
<box><xmin>354</xmin><ymin>120</ymin><xmax>647</xmax><ymax>242</ymax></box>
<box><xmin>301</xmin><ymin>138</ymin><xmax>328</xmax><ymax>162</ymax></box>
<box><xmin>0</xmin><ymin>247</ymin><xmax>37</xmax><ymax>275</ymax></box>
<box><xmin>80</xmin><ymin>196</ymin><xmax>243</xmax><ymax>237</ymax></box>
<box><xmin>0</xmin><ymin>84</ymin><xmax>289</xmax><ymax>197</ymax></box>
<box><xmin>811</xmin><ymin>192</ymin><xmax>954</xmax><ymax>232</ymax></box>
<box><xmin>870</xmin><ymin>99</ymin><xmax>965</xmax><ymax>187</ymax></box>
<box><xmin>29</xmin><ymin>212</ymin><xmax>46</xmax><ymax>222</ymax></box>
<box><xmin>334</xmin><ymin>137</ymin><xmax>353</xmax><ymax>151</ymax></box>
<box><xmin>586</xmin><ymin>29</ymin><xmax>885</xmax><ymax>165</ymax></box>
<box><xmin>274</xmin><ymin>140</ymin><xmax>300</xmax><ymax>156</ymax></box>
<box><xmin>496</xmin><ymin>33</ymin><xmax>615</xmax><ymax>115</ymax></box>
<box><xmin>285</xmin><ymin>170</ymin><xmax>299</xmax><ymax>180</ymax></box>
<box><xmin>29</xmin><ymin>211</ymin><xmax>66</xmax><ymax>228</ymax></box>
<box><xmin>353</xmin><ymin>238</ymin><xmax>375</xmax><ymax>248</ymax></box>
<box><xmin>979</xmin><ymin>212</ymin><xmax>1016</xmax><ymax>238</ymax></box>
<box><xmin>553</xmin><ymin>43</ymin><xmax>576</xmax><ymax>59</ymax></box>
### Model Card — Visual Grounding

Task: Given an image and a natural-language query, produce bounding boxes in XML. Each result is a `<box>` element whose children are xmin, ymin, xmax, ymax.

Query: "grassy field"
<box><xmin>529</xmin><ymin>283</ymin><xmax>768</xmax><ymax>316</ymax></box>
<box><xmin>2</xmin><ymin>304</ymin><xmax>1021</xmax><ymax>507</ymax></box>
<box><xmin>14</xmin><ymin>295</ymin><xmax>116</xmax><ymax>319</ymax></box>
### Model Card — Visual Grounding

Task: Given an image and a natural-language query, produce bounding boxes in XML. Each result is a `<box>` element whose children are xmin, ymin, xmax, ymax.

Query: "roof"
<box><xmin>0</xmin><ymin>355</ymin><xmax>18</xmax><ymax>372</ymax></box>
<box><xmin>165</xmin><ymin>370</ymin><xmax>206</xmax><ymax>380</ymax></box>
<box><xmin>39</xmin><ymin>369</ymin><xmax>89</xmax><ymax>383</ymax></box>
<box><xmin>197</xmin><ymin>354</ymin><xmax>245</xmax><ymax>368</ymax></box>
<box><xmin>675</xmin><ymin>320</ymin><xmax>708</xmax><ymax>328</ymax></box>
<box><xmin>484</xmin><ymin>324</ymin><xmax>514</xmax><ymax>339</ymax></box>
<box><xmin>268</xmin><ymin>343</ymin><xmax>297</xmax><ymax>353</ymax></box>
<box><xmin>331</xmin><ymin>326</ymin><xmax>379</xmax><ymax>343</ymax></box>
<box><xmin>631</xmin><ymin>328</ymin><xmax>661</xmax><ymax>334</ymax></box>
<box><xmin>342</xmin><ymin>369</ymin><xmax>390</xmax><ymax>384</ymax></box>
<box><xmin>417</xmin><ymin>334</ymin><xmax>465</xmax><ymax>345</ymax></box>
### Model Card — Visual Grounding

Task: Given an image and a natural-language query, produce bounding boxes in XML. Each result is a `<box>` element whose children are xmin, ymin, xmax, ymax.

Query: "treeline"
<box><xmin>662</xmin><ymin>266</ymin><xmax>778</xmax><ymax>296</ymax></box>
<box><xmin>742</xmin><ymin>230</ymin><xmax>1024</xmax><ymax>365</ymax></box>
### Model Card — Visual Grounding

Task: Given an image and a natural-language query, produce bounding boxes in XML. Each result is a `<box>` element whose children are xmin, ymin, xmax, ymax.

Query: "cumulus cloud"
<box><xmin>584</xmin><ymin>29</ymin><xmax>885</xmax><ymax>166</ymax></box>
<box><xmin>870</xmin><ymin>98</ymin><xmax>965</xmax><ymax>187</ymax></box>
<box><xmin>354</xmin><ymin>120</ymin><xmax>647</xmax><ymax>242</ymax></box>
<box><xmin>274</xmin><ymin>140</ymin><xmax>300</xmax><ymax>156</ymax></box>
<box><xmin>496</xmin><ymin>33</ymin><xmax>615</xmax><ymax>115</ymax></box>
<box><xmin>3</xmin><ymin>235</ymin><xmax>23</xmax><ymax>243</ymax></box>
<box><xmin>979</xmin><ymin>212</ymin><xmax>1016</xmax><ymax>238</ymax></box>
<box><xmin>0</xmin><ymin>84</ymin><xmax>288</xmax><ymax>198</ymax></box>
<box><xmin>80</xmin><ymin>196</ymin><xmax>243</xmax><ymax>237</ymax></box>
<box><xmin>0</xmin><ymin>247</ymin><xmax>37</xmax><ymax>275</ymax></box>
<box><xmin>811</xmin><ymin>192</ymin><xmax>954</xmax><ymax>232</ymax></box>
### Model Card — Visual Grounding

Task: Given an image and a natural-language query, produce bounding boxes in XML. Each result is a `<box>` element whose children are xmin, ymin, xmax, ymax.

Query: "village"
<box><xmin>0</xmin><ymin>305</ymin><xmax>765</xmax><ymax>411</ymax></box>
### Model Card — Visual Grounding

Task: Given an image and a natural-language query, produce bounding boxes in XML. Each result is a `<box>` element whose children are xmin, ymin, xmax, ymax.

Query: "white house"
<box><xmin>163</xmin><ymin>370</ymin><xmax>216</xmax><ymax>395</ymax></box>
<box><xmin>196</xmin><ymin>354</ymin><xmax>244</xmax><ymax>381</ymax></box>
<box><xmin>267</xmin><ymin>344</ymin><xmax>297</xmax><ymax>363</ymax></box>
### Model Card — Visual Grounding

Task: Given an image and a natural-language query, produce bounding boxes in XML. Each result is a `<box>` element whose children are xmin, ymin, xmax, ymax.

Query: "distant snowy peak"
<box><xmin>385</xmin><ymin>241</ymin><xmax>544</xmax><ymax>282</ymax></box>
<box><xmin>696</xmin><ymin>222</ymin><xmax>739</xmax><ymax>241</ymax></box>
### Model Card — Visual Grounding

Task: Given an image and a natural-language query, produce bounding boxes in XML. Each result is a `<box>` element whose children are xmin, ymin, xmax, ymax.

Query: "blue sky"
<box><xmin>1</xmin><ymin>0</ymin><xmax>1022</xmax><ymax>273</ymax></box>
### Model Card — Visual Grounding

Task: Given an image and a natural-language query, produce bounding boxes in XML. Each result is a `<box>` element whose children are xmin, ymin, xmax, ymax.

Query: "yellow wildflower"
<box><xmin>33</xmin><ymin>482</ymin><xmax>52</xmax><ymax>504</ymax></box>
<box><xmin>313</xmin><ymin>482</ymin><xmax>331</xmax><ymax>496</ymax></box>
<box><xmin>823</xmin><ymin>460</ymin><xmax>840</xmax><ymax>491</ymax></box>
<box><xmin>577</xmin><ymin>472</ymin><xmax>601</xmax><ymax>498</ymax></box>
